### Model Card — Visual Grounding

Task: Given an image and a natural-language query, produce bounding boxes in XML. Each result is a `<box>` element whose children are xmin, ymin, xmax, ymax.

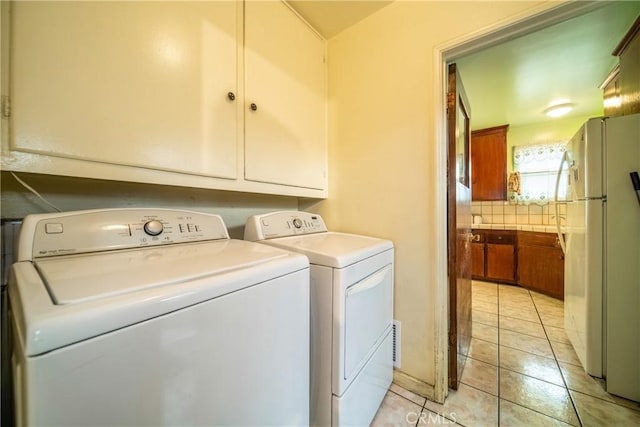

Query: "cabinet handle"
<box><xmin>227</xmin><ymin>92</ymin><xmax>235</xmax><ymax>101</ymax></box>
<box><xmin>250</xmin><ymin>103</ymin><xmax>258</xmax><ymax>112</ymax></box>
<box><xmin>467</xmin><ymin>233</ymin><xmax>481</xmax><ymax>242</ymax></box>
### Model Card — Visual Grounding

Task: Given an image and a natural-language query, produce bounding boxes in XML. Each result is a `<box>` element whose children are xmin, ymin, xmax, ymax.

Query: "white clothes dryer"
<box><xmin>9</xmin><ymin>208</ymin><xmax>310</xmax><ymax>426</ymax></box>
<box><xmin>245</xmin><ymin>211</ymin><xmax>394</xmax><ymax>427</ymax></box>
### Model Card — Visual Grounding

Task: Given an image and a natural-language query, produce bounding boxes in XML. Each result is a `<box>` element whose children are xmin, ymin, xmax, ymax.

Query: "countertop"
<box><xmin>472</xmin><ymin>224</ymin><xmax>563</xmax><ymax>234</ymax></box>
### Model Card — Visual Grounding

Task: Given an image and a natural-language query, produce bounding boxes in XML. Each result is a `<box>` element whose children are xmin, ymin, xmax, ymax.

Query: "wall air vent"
<box><xmin>392</xmin><ymin>320</ymin><xmax>401</xmax><ymax>369</ymax></box>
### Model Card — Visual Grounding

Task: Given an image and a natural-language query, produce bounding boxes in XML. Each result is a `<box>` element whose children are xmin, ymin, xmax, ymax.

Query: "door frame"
<box><xmin>432</xmin><ymin>1</ymin><xmax>606</xmax><ymax>403</ymax></box>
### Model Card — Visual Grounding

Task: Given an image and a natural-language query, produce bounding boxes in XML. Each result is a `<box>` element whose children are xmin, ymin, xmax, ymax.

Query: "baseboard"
<box><xmin>392</xmin><ymin>370</ymin><xmax>436</xmax><ymax>402</ymax></box>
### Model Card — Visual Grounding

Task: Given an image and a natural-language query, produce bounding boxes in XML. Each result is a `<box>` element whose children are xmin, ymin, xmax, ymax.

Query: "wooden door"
<box><xmin>447</xmin><ymin>63</ymin><xmax>472</xmax><ymax>389</ymax></box>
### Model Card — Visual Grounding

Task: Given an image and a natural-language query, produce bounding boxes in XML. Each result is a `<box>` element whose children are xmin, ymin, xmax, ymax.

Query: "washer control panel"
<box><xmin>244</xmin><ymin>211</ymin><xmax>327</xmax><ymax>241</ymax></box>
<box><xmin>19</xmin><ymin>209</ymin><xmax>230</xmax><ymax>260</ymax></box>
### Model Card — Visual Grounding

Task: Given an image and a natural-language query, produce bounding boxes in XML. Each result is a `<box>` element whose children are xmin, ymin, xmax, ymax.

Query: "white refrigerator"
<box><xmin>557</xmin><ymin>113</ymin><xmax>640</xmax><ymax>402</ymax></box>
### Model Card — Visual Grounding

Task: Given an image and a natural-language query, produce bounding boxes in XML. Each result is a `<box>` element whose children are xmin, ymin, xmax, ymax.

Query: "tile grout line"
<box><xmin>500</xmin><ymin>285</ymin><xmax>582</xmax><ymax>426</ymax></box>
<box><xmin>474</xmin><ymin>285</ymin><xmax>640</xmax><ymax>426</ymax></box>
<box><xmin>499</xmin><ymin>395</ymin><xmax>579</xmax><ymax>426</ymax></box>
<box><xmin>471</xmin><ymin>320</ymin><xmax>583</xmax><ymax>369</ymax></box>
<box><xmin>466</xmin><ymin>351</ymin><xmax>569</xmax><ymax>389</ymax></box>
<box><xmin>477</xmin><ymin>284</ymin><xmax>582</xmax><ymax>426</ymax></box>
<box><xmin>386</xmin><ymin>387</ymin><xmax>427</xmax><ymax>410</ymax></box>
<box><xmin>475</xmin><ymin>284</ymin><xmax>571</xmax><ymax>426</ymax></box>
<box><xmin>416</xmin><ymin>390</ymin><xmax>458</xmax><ymax>426</ymax></box>
<box><xmin>385</xmin><ymin>387</ymin><xmax>435</xmax><ymax>427</ymax></box>
<box><xmin>529</xmin><ymin>290</ymin><xmax>583</xmax><ymax>427</ymax></box>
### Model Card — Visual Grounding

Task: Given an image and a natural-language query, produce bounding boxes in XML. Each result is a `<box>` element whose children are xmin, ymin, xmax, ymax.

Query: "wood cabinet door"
<box><xmin>471</xmin><ymin>125</ymin><xmax>508</xmax><ymax>201</ymax></box>
<box><xmin>486</xmin><ymin>243</ymin><xmax>516</xmax><ymax>282</ymax></box>
<box><xmin>10</xmin><ymin>2</ymin><xmax>239</xmax><ymax>179</ymax></box>
<box><xmin>518</xmin><ymin>245</ymin><xmax>564</xmax><ymax>299</ymax></box>
<box><xmin>244</xmin><ymin>1</ymin><xmax>327</xmax><ymax>190</ymax></box>
<box><xmin>614</xmin><ymin>17</ymin><xmax>640</xmax><ymax>116</ymax></box>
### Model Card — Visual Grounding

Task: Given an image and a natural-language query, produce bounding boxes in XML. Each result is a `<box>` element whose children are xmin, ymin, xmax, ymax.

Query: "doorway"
<box><xmin>438</xmin><ymin>1</ymin><xmax>608</xmax><ymax>401</ymax></box>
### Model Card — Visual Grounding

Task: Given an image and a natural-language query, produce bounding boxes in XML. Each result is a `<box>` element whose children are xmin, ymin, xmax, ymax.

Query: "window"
<box><xmin>510</xmin><ymin>141</ymin><xmax>568</xmax><ymax>205</ymax></box>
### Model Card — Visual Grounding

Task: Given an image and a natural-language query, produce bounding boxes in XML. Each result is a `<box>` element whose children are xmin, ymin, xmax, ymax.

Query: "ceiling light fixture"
<box><xmin>544</xmin><ymin>102</ymin><xmax>573</xmax><ymax>118</ymax></box>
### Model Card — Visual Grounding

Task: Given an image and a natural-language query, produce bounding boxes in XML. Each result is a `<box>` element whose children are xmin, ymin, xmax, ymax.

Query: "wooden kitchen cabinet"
<box><xmin>602</xmin><ymin>66</ymin><xmax>621</xmax><ymax>117</ymax></box>
<box><xmin>486</xmin><ymin>230</ymin><xmax>517</xmax><ymax>283</ymax></box>
<box><xmin>471</xmin><ymin>125</ymin><xmax>508</xmax><ymax>201</ymax></box>
<box><xmin>517</xmin><ymin>232</ymin><xmax>564</xmax><ymax>299</ymax></box>
<box><xmin>471</xmin><ymin>229</ymin><xmax>517</xmax><ymax>283</ymax></box>
<box><xmin>471</xmin><ymin>228</ymin><xmax>564</xmax><ymax>298</ymax></box>
<box><xmin>3</xmin><ymin>1</ymin><xmax>327</xmax><ymax>198</ymax></box>
<box><xmin>611</xmin><ymin>16</ymin><xmax>640</xmax><ymax>116</ymax></box>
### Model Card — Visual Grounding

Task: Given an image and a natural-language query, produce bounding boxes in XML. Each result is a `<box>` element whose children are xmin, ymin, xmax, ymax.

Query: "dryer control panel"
<box><xmin>18</xmin><ymin>209</ymin><xmax>230</xmax><ymax>260</ymax></box>
<box><xmin>244</xmin><ymin>211</ymin><xmax>327</xmax><ymax>241</ymax></box>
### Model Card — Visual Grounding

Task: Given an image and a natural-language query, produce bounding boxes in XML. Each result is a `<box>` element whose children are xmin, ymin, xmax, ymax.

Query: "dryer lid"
<box><xmin>263</xmin><ymin>232</ymin><xmax>393</xmax><ymax>268</ymax></box>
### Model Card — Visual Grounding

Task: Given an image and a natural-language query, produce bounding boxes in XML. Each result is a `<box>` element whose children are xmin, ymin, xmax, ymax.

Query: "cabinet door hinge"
<box><xmin>1</xmin><ymin>96</ymin><xmax>10</xmax><ymax>119</ymax></box>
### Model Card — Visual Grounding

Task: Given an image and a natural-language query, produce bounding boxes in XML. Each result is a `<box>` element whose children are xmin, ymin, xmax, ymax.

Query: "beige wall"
<box><xmin>306</xmin><ymin>0</ymin><xmax>560</xmax><ymax>387</ymax></box>
<box><xmin>1</xmin><ymin>172</ymin><xmax>297</xmax><ymax>239</ymax></box>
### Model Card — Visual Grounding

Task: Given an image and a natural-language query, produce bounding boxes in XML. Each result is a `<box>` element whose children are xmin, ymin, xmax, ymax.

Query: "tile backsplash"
<box><xmin>471</xmin><ymin>201</ymin><xmax>567</xmax><ymax>226</ymax></box>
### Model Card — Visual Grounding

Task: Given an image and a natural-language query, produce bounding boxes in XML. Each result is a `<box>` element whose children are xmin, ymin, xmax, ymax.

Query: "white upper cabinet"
<box><xmin>244</xmin><ymin>1</ymin><xmax>327</xmax><ymax>190</ymax></box>
<box><xmin>2</xmin><ymin>1</ymin><xmax>327</xmax><ymax>198</ymax></box>
<box><xmin>9</xmin><ymin>1</ymin><xmax>239</xmax><ymax>179</ymax></box>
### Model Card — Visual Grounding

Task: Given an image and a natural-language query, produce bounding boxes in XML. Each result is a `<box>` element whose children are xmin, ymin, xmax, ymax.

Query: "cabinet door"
<box><xmin>486</xmin><ymin>243</ymin><xmax>516</xmax><ymax>282</ymax></box>
<box><xmin>244</xmin><ymin>1</ymin><xmax>327</xmax><ymax>190</ymax></box>
<box><xmin>518</xmin><ymin>245</ymin><xmax>564</xmax><ymax>299</ymax></box>
<box><xmin>10</xmin><ymin>2</ymin><xmax>238</xmax><ymax>178</ymax></box>
<box><xmin>615</xmin><ymin>18</ymin><xmax>640</xmax><ymax>116</ymax></box>
<box><xmin>471</xmin><ymin>125</ymin><xmax>508</xmax><ymax>201</ymax></box>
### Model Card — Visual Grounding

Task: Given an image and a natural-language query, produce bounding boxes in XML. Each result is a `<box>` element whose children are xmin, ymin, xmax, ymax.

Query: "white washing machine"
<box><xmin>8</xmin><ymin>208</ymin><xmax>310</xmax><ymax>426</ymax></box>
<box><xmin>245</xmin><ymin>211</ymin><xmax>394</xmax><ymax>427</ymax></box>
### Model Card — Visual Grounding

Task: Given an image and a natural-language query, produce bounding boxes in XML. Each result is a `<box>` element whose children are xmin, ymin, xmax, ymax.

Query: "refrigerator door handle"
<box><xmin>555</xmin><ymin>151</ymin><xmax>568</xmax><ymax>254</ymax></box>
<box><xmin>631</xmin><ymin>171</ymin><xmax>640</xmax><ymax>207</ymax></box>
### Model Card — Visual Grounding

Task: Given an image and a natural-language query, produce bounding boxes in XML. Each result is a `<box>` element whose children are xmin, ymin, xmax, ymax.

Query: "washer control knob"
<box><xmin>144</xmin><ymin>220</ymin><xmax>164</xmax><ymax>236</ymax></box>
<box><xmin>292</xmin><ymin>218</ymin><xmax>303</xmax><ymax>229</ymax></box>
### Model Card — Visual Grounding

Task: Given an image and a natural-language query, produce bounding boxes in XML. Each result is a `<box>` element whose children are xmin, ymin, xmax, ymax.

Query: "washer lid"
<box><xmin>11</xmin><ymin>239</ymin><xmax>308</xmax><ymax>356</ymax></box>
<box><xmin>35</xmin><ymin>240</ymin><xmax>290</xmax><ymax>305</ymax></box>
<box><xmin>263</xmin><ymin>232</ymin><xmax>393</xmax><ymax>268</ymax></box>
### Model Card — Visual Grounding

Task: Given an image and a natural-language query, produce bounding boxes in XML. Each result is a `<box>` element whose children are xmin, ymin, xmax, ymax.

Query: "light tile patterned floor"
<box><xmin>371</xmin><ymin>280</ymin><xmax>640</xmax><ymax>426</ymax></box>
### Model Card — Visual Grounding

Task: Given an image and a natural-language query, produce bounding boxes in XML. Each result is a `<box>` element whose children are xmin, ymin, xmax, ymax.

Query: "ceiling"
<box><xmin>456</xmin><ymin>2</ymin><xmax>640</xmax><ymax>130</ymax></box>
<box><xmin>288</xmin><ymin>1</ymin><xmax>639</xmax><ymax>131</ymax></box>
<box><xmin>287</xmin><ymin>1</ymin><xmax>392</xmax><ymax>39</ymax></box>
